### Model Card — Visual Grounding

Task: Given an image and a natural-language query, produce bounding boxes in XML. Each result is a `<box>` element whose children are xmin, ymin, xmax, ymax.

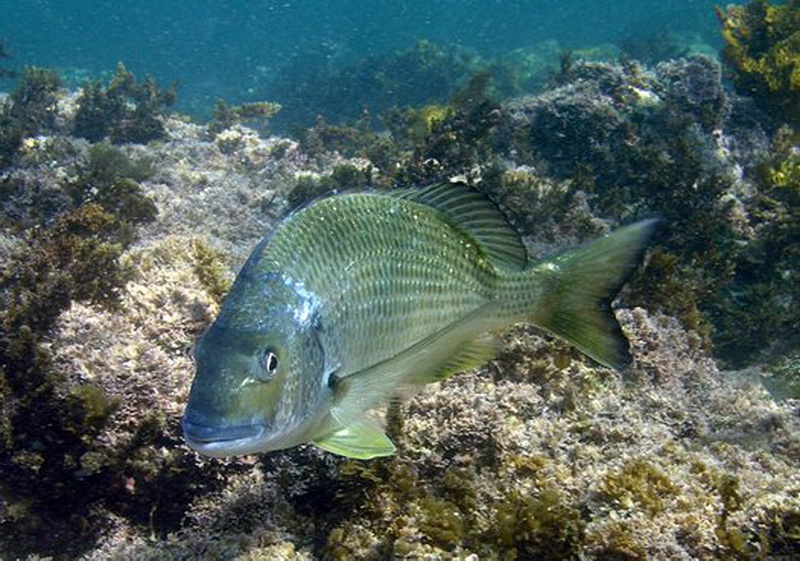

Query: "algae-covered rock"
<box><xmin>717</xmin><ymin>0</ymin><xmax>800</xmax><ymax>127</ymax></box>
<box><xmin>0</xmin><ymin>67</ymin><xmax>62</xmax><ymax>169</ymax></box>
<box><xmin>73</xmin><ymin>62</ymin><xmax>176</xmax><ymax>144</ymax></box>
<box><xmin>77</xmin><ymin>308</ymin><xmax>800</xmax><ymax>560</ymax></box>
<box><xmin>208</xmin><ymin>99</ymin><xmax>282</xmax><ymax>136</ymax></box>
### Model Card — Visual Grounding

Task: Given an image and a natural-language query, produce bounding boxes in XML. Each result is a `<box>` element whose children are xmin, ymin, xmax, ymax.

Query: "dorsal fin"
<box><xmin>393</xmin><ymin>182</ymin><xmax>528</xmax><ymax>270</ymax></box>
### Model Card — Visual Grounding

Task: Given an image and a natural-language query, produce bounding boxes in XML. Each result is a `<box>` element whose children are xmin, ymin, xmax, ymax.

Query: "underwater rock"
<box><xmin>136</xmin><ymin>117</ymin><xmax>368</xmax><ymax>259</ymax></box>
<box><xmin>208</xmin><ymin>99</ymin><xmax>282</xmax><ymax>137</ymax></box>
<box><xmin>654</xmin><ymin>55</ymin><xmax>729</xmax><ymax>132</ymax></box>
<box><xmin>499</xmin><ymin>55</ymin><xmax>797</xmax><ymax>368</ymax></box>
<box><xmin>503</xmin><ymin>56</ymin><xmax>735</xmax><ymax>196</ymax></box>
<box><xmin>717</xmin><ymin>0</ymin><xmax>800</xmax><ymax>127</ymax></box>
<box><xmin>78</xmin><ymin>307</ymin><xmax>800</xmax><ymax>560</ymax></box>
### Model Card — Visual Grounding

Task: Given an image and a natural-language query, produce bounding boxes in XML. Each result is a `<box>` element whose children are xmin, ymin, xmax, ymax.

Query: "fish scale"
<box><xmin>259</xmin><ymin>193</ymin><xmax>498</xmax><ymax>376</ymax></box>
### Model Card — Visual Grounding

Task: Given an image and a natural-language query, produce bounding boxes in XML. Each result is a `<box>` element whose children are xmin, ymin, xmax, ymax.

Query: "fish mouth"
<box><xmin>182</xmin><ymin>417</ymin><xmax>267</xmax><ymax>457</ymax></box>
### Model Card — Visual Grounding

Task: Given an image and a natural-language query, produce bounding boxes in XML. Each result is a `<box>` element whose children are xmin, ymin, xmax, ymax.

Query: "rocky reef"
<box><xmin>716</xmin><ymin>0</ymin><xmax>800</xmax><ymax>127</ymax></box>
<box><xmin>1</xmin><ymin>2</ymin><xmax>799</xmax><ymax>558</ymax></box>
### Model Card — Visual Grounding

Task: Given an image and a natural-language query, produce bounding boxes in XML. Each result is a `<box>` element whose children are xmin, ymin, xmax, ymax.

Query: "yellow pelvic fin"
<box><xmin>312</xmin><ymin>417</ymin><xmax>396</xmax><ymax>459</ymax></box>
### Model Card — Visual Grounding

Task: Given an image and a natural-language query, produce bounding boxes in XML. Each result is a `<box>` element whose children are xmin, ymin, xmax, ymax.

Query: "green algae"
<box><xmin>0</xmin><ymin>204</ymin><xmax>132</xmax><ymax>523</ymax></box>
<box><xmin>418</xmin><ymin>496</ymin><xmax>465</xmax><ymax>549</ymax></box>
<box><xmin>192</xmin><ymin>238</ymin><xmax>233</xmax><ymax>305</ymax></box>
<box><xmin>272</xmin><ymin>39</ymin><xmax>485</xmax><ymax>129</ymax></box>
<box><xmin>717</xmin><ymin>0</ymin><xmax>800</xmax><ymax>126</ymax></box>
<box><xmin>66</xmin><ymin>384</ymin><xmax>120</xmax><ymax>437</ymax></box>
<box><xmin>495</xmin><ymin>486</ymin><xmax>585</xmax><ymax>560</ymax></box>
<box><xmin>0</xmin><ymin>146</ymin><xmax>198</xmax><ymax>556</ymax></box>
<box><xmin>626</xmin><ymin>247</ymin><xmax>714</xmax><ymax>346</ymax></box>
<box><xmin>0</xmin><ymin>66</ymin><xmax>61</xmax><ymax>168</ymax></box>
<box><xmin>2</xmin><ymin>204</ymin><xmax>131</xmax><ymax>335</ymax></box>
<box><xmin>325</xmin><ymin>442</ymin><xmax>592</xmax><ymax>559</ymax></box>
<box><xmin>208</xmin><ymin>99</ymin><xmax>282</xmax><ymax>135</ymax></box>
<box><xmin>761</xmin><ymin>353</ymin><xmax>800</xmax><ymax>400</ymax></box>
<box><xmin>68</xmin><ymin>143</ymin><xmax>158</xmax><ymax>237</ymax></box>
<box><xmin>601</xmin><ymin>459</ymin><xmax>679</xmax><ymax>515</ymax></box>
<box><xmin>710</xmin><ymin>126</ymin><xmax>800</xmax><ymax>364</ymax></box>
<box><xmin>287</xmin><ymin>164</ymin><xmax>374</xmax><ymax>210</ymax></box>
<box><xmin>73</xmin><ymin>62</ymin><xmax>176</xmax><ymax>144</ymax></box>
<box><xmin>384</xmin><ymin>103</ymin><xmax>454</xmax><ymax>147</ymax></box>
<box><xmin>586</xmin><ymin>520</ymin><xmax>649</xmax><ymax>561</ymax></box>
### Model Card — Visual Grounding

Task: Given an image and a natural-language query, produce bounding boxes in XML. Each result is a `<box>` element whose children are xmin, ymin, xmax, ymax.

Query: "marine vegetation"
<box><xmin>0</xmin><ymin>81</ymin><xmax>214</xmax><ymax>555</ymax></box>
<box><xmin>619</xmin><ymin>29</ymin><xmax>692</xmax><ymax>65</ymax></box>
<box><xmin>0</xmin><ymin>66</ymin><xmax>61</xmax><ymax>169</ymax></box>
<box><xmin>67</xmin><ymin>143</ymin><xmax>157</xmax><ymax>230</ymax></box>
<box><xmin>489</xmin><ymin>53</ymin><xmax>798</xmax><ymax>367</ymax></box>
<box><xmin>708</xmin><ymin>127</ymin><xmax>800</xmax><ymax>364</ymax></box>
<box><xmin>710</xmin><ymin>0</ymin><xmax>800</xmax><ymax>363</ymax></box>
<box><xmin>207</xmin><ymin>99</ymin><xmax>282</xmax><ymax>136</ymax></box>
<box><xmin>716</xmin><ymin>0</ymin><xmax>800</xmax><ymax>126</ymax></box>
<box><xmin>0</xmin><ymin>208</ymin><xmax>233</xmax><ymax>556</ymax></box>
<box><xmin>287</xmin><ymin>162</ymin><xmax>374</xmax><ymax>210</ymax></box>
<box><xmin>1</xmin><ymin>141</ymin><xmax>157</xmax><ymax>232</ymax></box>
<box><xmin>269</xmin><ymin>40</ymin><xmax>487</xmax><ymax>129</ymax></box>
<box><xmin>0</xmin><ymin>38</ymin><xmax>17</xmax><ymax>79</ymax></box>
<box><xmin>0</xmin><ymin>204</ymin><xmax>132</xmax><ymax>554</ymax></box>
<box><xmin>296</xmin><ymin>71</ymin><xmax>506</xmax><ymax>191</ymax></box>
<box><xmin>762</xmin><ymin>353</ymin><xmax>800</xmax><ymax>400</ymax></box>
<box><xmin>390</xmin><ymin>72</ymin><xmax>507</xmax><ymax>186</ymax></box>
<box><xmin>73</xmin><ymin>62</ymin><xmax>176</xmax><ymax>144</ymax></box>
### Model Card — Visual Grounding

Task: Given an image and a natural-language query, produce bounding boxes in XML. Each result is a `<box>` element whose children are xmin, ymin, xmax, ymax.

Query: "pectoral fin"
<box><xmin>312</xmin><ymin>417</ymin><xmax>396</xmax><ymax>459</ymax></box>
<box><xmin>408</xmin><ymin>334</ymin><xmax>500</xmax><ymax>384</ymax></box>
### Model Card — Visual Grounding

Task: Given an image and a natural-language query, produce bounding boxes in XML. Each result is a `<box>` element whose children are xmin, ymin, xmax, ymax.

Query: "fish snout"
<box><xmin>182</xmin><ymin>409</ymin><xmax>263</xmax><ymax>445</ymax></box>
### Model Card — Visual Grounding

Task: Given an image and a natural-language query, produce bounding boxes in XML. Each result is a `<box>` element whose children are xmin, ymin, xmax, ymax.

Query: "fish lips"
<box><xmin>182</xmin><ymin>416</ymin><xmax>267</xmax><ymax>457</ymax></box>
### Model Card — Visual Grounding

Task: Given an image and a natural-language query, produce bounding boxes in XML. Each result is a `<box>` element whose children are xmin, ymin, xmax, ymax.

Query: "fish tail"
<box><xmin>524</xmin><ymin>219</ymin><xmax>659</xmax><ymax>369</ymax></box>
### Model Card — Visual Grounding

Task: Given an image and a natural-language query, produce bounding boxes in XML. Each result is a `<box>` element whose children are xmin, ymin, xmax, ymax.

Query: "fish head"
<box><xmin>182</xmin><ymin>272</ymin><xmax>327</xmax><ymax>457</ymax></box>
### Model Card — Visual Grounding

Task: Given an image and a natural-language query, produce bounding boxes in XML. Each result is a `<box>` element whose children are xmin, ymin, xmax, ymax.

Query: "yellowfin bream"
<box><xmin>182</xmin><ymin>183</ymin><xmax>657</xmax><ymax>459</ymax></box>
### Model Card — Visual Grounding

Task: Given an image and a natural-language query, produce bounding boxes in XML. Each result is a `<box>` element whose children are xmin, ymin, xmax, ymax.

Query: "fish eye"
<box><xmin>256</xmin><ymin>348</ymin><xmax>279</xmax><ymax>382</ymax></box>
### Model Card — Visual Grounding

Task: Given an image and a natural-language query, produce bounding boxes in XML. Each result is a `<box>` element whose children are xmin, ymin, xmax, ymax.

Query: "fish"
<box><xmin>182</xmin><ymin>182</ymin><xmax>658</xmax><ymax>459</ymax></box>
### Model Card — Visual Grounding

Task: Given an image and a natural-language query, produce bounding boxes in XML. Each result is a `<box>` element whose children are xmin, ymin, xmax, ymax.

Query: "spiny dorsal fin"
<box><xmin>393</xmin><ymin>182</ymin><xmax>527</xmax><ymax>270</ymax></box>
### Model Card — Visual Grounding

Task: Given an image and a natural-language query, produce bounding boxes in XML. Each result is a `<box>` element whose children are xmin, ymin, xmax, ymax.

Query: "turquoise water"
<box><xmin>1</xmin><ymin>0</ymin><xmax>722</xmax><ymax>122</ymax></box>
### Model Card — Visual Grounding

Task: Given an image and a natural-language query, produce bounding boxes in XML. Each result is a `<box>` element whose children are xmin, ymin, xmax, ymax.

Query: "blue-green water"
<box><xmin>1</xmin><ymin>0</ymin><xmax>723</xmax><ymax>123</ymax></box>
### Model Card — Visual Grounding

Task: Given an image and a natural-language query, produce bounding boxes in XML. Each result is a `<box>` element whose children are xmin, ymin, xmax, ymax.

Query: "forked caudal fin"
<box><xmin>529</xmin><ymin>219</ymin><xmax>660</xmax><ymax>370</ymax></box>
